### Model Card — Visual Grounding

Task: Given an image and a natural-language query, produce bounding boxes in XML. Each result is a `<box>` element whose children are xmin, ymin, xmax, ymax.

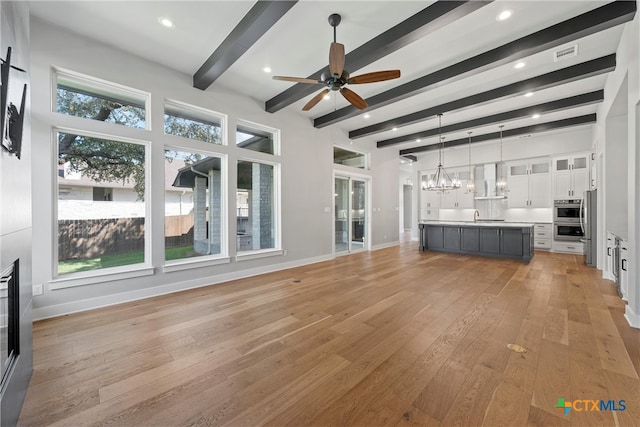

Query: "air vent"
<box><xmin>554</xmin><ymin>45</ymin><xmax>578</xmax><ymax>62</ymax></box>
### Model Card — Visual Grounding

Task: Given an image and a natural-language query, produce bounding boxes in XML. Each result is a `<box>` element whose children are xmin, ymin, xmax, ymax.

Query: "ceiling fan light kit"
<box><xmin>272</xmin><ymin>13</ymin><xmax>401</xmax><ymax>111</ymax></box>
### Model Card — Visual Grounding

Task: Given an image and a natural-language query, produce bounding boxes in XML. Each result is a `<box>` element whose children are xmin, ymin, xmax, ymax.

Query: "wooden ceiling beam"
<box><xmin>194</xmin><ymin>1</ymin><xmax>297</xmax><ymax>90</ymax></box>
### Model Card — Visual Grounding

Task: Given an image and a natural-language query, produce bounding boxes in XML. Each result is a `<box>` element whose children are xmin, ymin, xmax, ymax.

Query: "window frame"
<box><xmin>235</xmin><ymin>119</ymin><xmax>280</xmax><ymax>156</ymax></box>
<box><xmin>51</xmin><ymin>126</ymin><xmax>153</xmax><ymax>288</ymax></box>
<box><xmin>234</xmin><ymin>155</ymin><xmax>282</xmax><ymax>261</ymax></box>
<box><xmin>333</xmin><ymin>145</ymin><xmax>369</xmax><ymax>170</ymax></box>
<box><xmin>52</xmin><ymin>67</ymin><xmax>151</xmax><ymax>131</ymax></box>
<box><xmin>162</xmin><ymin>145</ymin><xmax>229</xmax><ymax>271</ymax></box>
<box><xmin>163</xmin><ymin>99</ymin><xmax>227</xmax><ymax>146</ymax></box>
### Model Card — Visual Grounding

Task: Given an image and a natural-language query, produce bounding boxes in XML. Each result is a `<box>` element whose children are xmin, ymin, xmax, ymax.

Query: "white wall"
<box><xmin>594</xmin><ymin>2</ymin><xmax>640</xmax><ymax>328</ymax></box>
<box><xmin>30</xmin><ymin>18</ymin><xmax>399</xmax><ymax>319</ymax></box>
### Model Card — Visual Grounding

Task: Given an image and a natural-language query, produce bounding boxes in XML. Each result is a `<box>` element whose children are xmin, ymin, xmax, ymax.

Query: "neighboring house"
<box><xmin>57</xmin><ymin>159</ymin><xmax>194</xmax><ymax>220</ymax></box>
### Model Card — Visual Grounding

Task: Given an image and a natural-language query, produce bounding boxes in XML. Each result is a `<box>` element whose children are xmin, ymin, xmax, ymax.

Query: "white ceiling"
<box><xmin>28</xmin><ymin>1</ymin><xmax>626</xmax><ymax>156</ymax></box>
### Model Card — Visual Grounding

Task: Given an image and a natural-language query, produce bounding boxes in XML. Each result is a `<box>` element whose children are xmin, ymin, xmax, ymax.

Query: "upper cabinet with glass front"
<box><xmin>552</xmin><ymin>153</ymin><xmax>589</xmax><ymax>199</ymax></box>
<box><xmin>507</xmin><ymin>158</ymin><xmax>551</xmax><ymax>208</ymax></box>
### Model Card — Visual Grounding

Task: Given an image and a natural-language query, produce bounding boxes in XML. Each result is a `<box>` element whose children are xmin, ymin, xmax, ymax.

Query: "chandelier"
<box><xmin>496</xmin><ymin>125</ymin><xmax>507</xmax><ymax>193</ymax></box>
<box><xmin>425</xmin><ymin>114</ymin><xmax>460</xmax><ymax>192</ymax></box>
<box><xmin>466</xmin><ymin>131</ymin><xmax>475</xmax><ymax>193</ymax></box>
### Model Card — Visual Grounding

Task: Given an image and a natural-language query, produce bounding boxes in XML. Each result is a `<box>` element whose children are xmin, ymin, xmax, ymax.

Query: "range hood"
<box><xmin>474</xmin><ymin>163</ymin><xmax>507</xmax><ymax>200</ymax></box>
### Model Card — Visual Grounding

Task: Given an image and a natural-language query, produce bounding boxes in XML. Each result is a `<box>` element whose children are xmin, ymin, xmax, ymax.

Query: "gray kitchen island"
<box><xmin>419</xmin><ymin>221</ymin><xmax>534</xmax><ymax>263</ymax></box>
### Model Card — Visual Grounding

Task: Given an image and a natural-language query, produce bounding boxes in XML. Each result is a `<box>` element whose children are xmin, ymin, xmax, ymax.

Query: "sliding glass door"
<box><xmin>334</xmin><ymin>176</ymin><xmax>367</xmax><ymax>253</ymax></box>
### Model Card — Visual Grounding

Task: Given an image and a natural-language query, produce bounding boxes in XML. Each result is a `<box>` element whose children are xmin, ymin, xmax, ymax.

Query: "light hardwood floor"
<box><xmin>19</xmin><ymin>243</ymin><xmax>640</xmax><ymax>427</ymax></box>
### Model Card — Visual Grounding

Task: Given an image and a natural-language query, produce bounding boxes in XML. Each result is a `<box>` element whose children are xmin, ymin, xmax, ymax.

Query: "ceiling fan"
<box><xmin>273</xmin><ymin>13</ymin><xmax>401</xmax><ymax>111</ymax></box>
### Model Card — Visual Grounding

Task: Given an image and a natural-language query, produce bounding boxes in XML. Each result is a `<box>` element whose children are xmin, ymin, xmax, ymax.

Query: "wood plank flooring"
<box><xmin>18</xmin><ymin>243</ymin><xmax>640</xmax><ymax>427</ymax></box>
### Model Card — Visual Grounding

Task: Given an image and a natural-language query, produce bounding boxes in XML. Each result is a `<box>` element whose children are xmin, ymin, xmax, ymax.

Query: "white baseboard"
<box><xmin>32</xmin><ymin>253</ymin><xmax>334</xmax><ymax>321</ymax></box>
<box><xmin>625</xmin><ymin>305</ymin><xmax>640</xmax><ymax>329</ymax></box>
<box><xmin>371</xmin><ymin>241</ymin><xmax>400</xmax><ymax>251</ymax></box>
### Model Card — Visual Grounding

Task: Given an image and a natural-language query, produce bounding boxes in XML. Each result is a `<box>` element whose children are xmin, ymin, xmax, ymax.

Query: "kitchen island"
<box><xmin>419</xmin><ymin>221</ymin><xmax>534</xmax><ymax>263</ymax></box>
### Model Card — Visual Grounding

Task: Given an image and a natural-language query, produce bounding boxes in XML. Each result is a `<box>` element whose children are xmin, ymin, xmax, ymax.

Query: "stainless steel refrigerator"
<box><xmin>580</xmin><ymin>190</ymin><xmax>597</xmax><ymax>266</ymax></box>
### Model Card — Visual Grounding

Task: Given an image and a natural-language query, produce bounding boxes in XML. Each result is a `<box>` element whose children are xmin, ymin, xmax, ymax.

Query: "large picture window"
<box><xmin>164</xmin><ymin>149</ymin><xmax>223</xmax><ymax>262</ymax></box>
<box><xmin>56</xmin><ymin>131</ymin><xmax>148</xmax><ymax>276</ymax></box>
<box><xmin>236</xmin><ymin>160</ymin><xmax>276</xmax><ymax>252</ymax></box>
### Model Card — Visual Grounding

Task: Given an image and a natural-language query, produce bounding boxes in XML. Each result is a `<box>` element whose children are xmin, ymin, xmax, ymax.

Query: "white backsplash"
<box><xmin>474</xmin><ymin>199</ymin><xmax>506</xmax><ymax>220</ymax></box>
<box><xmin>438</xmin><ymin>203</ymin><xmax>553</xmax><ymax>223</ymax></box>
<box><xmin>503</xmin><ymin>208</ymin><xmax>553</xmax><ymax>223</ymax></box>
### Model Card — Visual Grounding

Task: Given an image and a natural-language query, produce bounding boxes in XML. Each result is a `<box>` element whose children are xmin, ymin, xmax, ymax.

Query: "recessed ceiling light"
<box><xmin>496</xmin><ymin>10</ymin><xmax>513</xmax><ymax>21</ymax></box>
<box><xmin>514</xmin><ymin>61</ymin><xmax>526</xmax><ymax>69</ymax></box>
<box><xmin>363</xmin><ymin>113</ymin><xmax>370</xmax><ymax>119</ymax></box>
<box><xmin>263</xmin><ymin>66</ymin><xmax>272</xmax><ymax>73</ymax></box>
<box><xmin>392</xmin><ymin>127</ymin><xmax>398</xmax><ymax>131</ymax></box>
<box><xmin>323</xmin><ymin>94</ymin><xmax>330</xmax><ymax>100</ymax></box>
<box><xmin>416</xmin><ymin>139</ymin><xmax>421</xmax><ymax>143</ymax></box>
<box><xmin>159</xmin><ymin>17</ymin><xmax>174</xmax><ymax>29</ymax></box>
<box><xmin>532</xmin><ymin>113</ymin><xmax>540</xmax><ymax>119</ymax></box>
<box><xmin>524</xmin><ymin>92</ymin><xmax>534</xmax><ymax>97</ymax></box>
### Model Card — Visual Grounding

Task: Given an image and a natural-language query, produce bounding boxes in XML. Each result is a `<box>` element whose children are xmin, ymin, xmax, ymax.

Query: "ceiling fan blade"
<box><xmin>348</xmin><ymin>70</ymin><xmax>401</xmax><ymax>84</ymax></box>
<box><xmin>329</xmin><ymin>42</ymin><xmax>345</xmax><ymax>77</ymax></box>
<box><xmin>340</xmin><ymin>87</ymin><xmax>368</xmax><ymax>110</ymax></box>
<box><xmin>302</xmin><ymin>88</ymin><xmax>330</xmax><ymax>111</ymax></box>
<box><xmin>273</xmin><ymin>76</ymin><xmax>322</xmax><ymax>84</ymax></box>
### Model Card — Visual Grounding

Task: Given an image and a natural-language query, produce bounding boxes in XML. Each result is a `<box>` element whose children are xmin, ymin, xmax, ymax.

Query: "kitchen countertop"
<box><xmin>608</xmin><ymin>229</ymin><xmax>629</xmax><ymax>241</ymax></box>
<box><xmin>419</xmin><ymin>220</ymin><xmax>535</xmax><ymax>228</ymax></box>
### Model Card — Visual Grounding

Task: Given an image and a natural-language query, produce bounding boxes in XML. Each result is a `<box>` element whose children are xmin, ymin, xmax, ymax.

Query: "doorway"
<box><xmin>335</xmin><ymin>176</ymin><xmax>368</xmax><ymax>254</ymax></box>
<box><xmin>403</xmin><ymin>184</ymin><xmax>412</xmax><ymax>230</ymax></box>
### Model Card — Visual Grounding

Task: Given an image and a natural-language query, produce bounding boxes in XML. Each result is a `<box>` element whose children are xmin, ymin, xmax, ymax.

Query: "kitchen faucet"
<box><xmin>474</xmin><ymin>210</ymin><xmax>480</xmax><ymax>222</ymax></box>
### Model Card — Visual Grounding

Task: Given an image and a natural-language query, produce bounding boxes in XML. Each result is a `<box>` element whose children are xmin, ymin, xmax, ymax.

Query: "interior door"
<box><xmin>351</xmin><ymin>179</ymin><xmax>366</xmax><ymax>250</ymax></box>
<box><xmin>334</xmin><ymin>177</ymin><xmax>349</xmax><ymax>253</ymax></box>
<box><xmin>334</xmin><ymin>176</ymin><xmax>368</xmax><ymax>253</ymax></box>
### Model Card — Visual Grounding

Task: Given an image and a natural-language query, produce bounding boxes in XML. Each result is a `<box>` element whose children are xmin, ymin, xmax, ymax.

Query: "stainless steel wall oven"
<box><xmin>553</xmin><ymin>199</ymin><xmax>584</xmax><ymax>241</ymax></box>
<box><xmin>553</xmin><ymin>199</ymin><xmax>581</xmax><ymax>223</ymax></box>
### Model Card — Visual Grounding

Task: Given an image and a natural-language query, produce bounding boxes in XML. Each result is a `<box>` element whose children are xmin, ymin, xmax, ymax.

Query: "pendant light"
<box><xmin>426</xmin><ymin>114</ymin><xmax>460</xmax><ymax>192</ymax></box>
<box><xmin>496</xmin><ymin>125</ymin><xmax>507</xmax><ymax>193</ymax></box>
<box><xmin>466</xmin><ymin>131</ymin><xmax>475</xmax><ymax>193</ymax></box>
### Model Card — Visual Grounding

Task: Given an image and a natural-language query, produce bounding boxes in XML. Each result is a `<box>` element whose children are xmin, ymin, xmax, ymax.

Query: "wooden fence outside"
<box><xmin>58</xmin><ymin>215</ymin><xmax>194</xmax><ymax>261</ymax></box>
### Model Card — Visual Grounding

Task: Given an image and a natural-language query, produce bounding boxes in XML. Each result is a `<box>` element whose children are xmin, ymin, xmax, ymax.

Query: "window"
<box><xmin>164</xmin><ymin>149</ymin><xmax>224</xmax><ymax>262</ymax></box>
<box><xmin>164</xmin><ymin>100</ymin><xmax>225</xmax><ymax>145</ymax></box>
<box><xmin>92</xmin><ymin>187</ymin><xmax>113</xmax><ymax>201</ymax></box>
<box><xmin>237</xmin><ymin>160</ymin><xmax>277</xmax><ymax>252</ymax></box>
<box><xmin>56</xmin><ymin>130</ymin><xmax>148</xmax><ymax>276</ymax></box>
<box><xmin>55</xmin><ymin>69</ymin><xmax>148</xmax><ymax>129</ymax></box>
<box><xmin>333</xmin><ymin>146</ymin><xmax>368</xmax><ymax>169</ymax></box>
<box><xmin>236</xmin><ymin>121</ymin><xmax>277</xmax><ymax>155</ymax></box>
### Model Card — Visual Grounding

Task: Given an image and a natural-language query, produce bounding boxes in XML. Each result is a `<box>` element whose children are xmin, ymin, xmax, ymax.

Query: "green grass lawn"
<box><xmin>58</xmin><ymin>245</ymin><xmax>198</xmax><ymax>275</ymax></box>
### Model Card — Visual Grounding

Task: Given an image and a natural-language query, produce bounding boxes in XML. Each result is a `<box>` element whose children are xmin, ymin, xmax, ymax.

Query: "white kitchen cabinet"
<box><xmin>552</xmin><ymin>241</ymin><xmax>584</xmax><ymax>254</ymax></box>
<box><xmin>507</xmin><ymin>159</ymin><xmax>551</xmax><ymax>208</ymax></box>
<box><xmin>419</xmin><ymin>172</ymin><xmax>440</xmax><ymax>220</ymax></box>
<box><xmin>440</xmin><ymin>170</ymin><xmax>475</xmax><ymax>209</ymax></box>
<box><xmin>533</xmin><ymin>223</ymin><xmax>552</xmax><ymax>250</ymax></box>
<box><xmin>590</xmin><ymin>153</ymin><xmax>597</xmax><ymax>190</ymax></box>
<box><xmin>606</xmin><ymin>232</ymin><xmax>615</xmax><ymax>279</ymax></box>
<box><xmin>620</xmin><ymin>239</ymin><xmax>628</xmax><ymax>301</ymax></box>
<box><xmin>553</xmin><ymin>154</ymin><xmax>589</xmax><ymax>199</ymax></box>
